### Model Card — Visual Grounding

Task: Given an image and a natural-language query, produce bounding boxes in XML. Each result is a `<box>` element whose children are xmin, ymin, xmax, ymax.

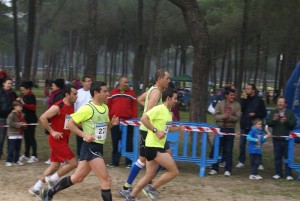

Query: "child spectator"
<box><xmin>5</xmin><ymin>100</ymin><xmax>27</xmax><ymax>166</ymax></box>
<box><xmin>247</xmin><ymin>118</ymin><xmax>269</xmax><ymax>180</ymax></box>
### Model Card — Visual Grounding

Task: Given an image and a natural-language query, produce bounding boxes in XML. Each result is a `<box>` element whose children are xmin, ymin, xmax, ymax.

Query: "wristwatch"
<box><xmin>152</xmin><ymin>128</ymin><xmax>157</xmax><ymax>133</ymax></box>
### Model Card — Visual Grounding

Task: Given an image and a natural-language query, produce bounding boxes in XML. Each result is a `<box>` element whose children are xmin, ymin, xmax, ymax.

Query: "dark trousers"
<box><xmin>24</xmin><ymin>125</ymin><xmax>37</xmax><ymax>157</ymax></box>
<box><xmin>212</xmin><ymin>128</ymin><xmax>235</xmax><ymax>172</ymax></box>
<box><xmin>238</xmin><ymin>129</ymin><xmax>250</xmax><ymax>163</ymax></box>
<box><xmin>273</xmin><ymin>139</ymin><xmax>292</xmax><ymax>177</ymax></box>
<box><xmin>76</xmin><ymin>135</ymin><xmax>83</xmax><ymax>157</ymax></box>
<box><xmin>249</xmin><ymin>154</ymin><xmax>262</xmax><ymax>175</ymax></box>
<box><xmin>0</xmin><ymin>118</ymin><xmax>7</xmax><ymax>159</ymax></box>
<box><xmin>111</xmin><ymin>125</ymin><xmax>133</xmax><ymax>165</ymax></box>
<box><xmin>7</xmin><ymin>138</ymin><xmax>22</xmax><ymax>163</ymax></box>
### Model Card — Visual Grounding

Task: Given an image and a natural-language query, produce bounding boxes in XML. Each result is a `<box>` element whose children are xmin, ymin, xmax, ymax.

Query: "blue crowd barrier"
<box><xmin>119</xmin><ymin>120</ymin><xmax>220</xmax><ymax>177</ymax></box>
<box><xmin>288</xmin><ymin>129</ymin><xmax>300</xmax><ymax>179</ymax></box>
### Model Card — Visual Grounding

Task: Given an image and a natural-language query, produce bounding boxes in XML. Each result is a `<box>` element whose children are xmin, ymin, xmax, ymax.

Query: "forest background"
<box><xmin>1</xmin><ymin>0</ymin><xmax>300</xmax><ymax>123</ymax></box>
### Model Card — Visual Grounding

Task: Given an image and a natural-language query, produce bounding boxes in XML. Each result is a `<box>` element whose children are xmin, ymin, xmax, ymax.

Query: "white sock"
<box><xmin>49</xmin><ymin>172</ymin><xmax>60</xmax><ymax>181</ymax></box>
<box><xmin>33</xmin><ymin>180</ymin><xmax>43</xmax><ymax>190</ymax></box>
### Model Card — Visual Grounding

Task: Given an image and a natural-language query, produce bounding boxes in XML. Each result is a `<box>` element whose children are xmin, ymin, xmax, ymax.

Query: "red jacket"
<box><xmin>108</xmin><ymin>88</ymin><xmax>137</xmax><ymax>120</ymax></box>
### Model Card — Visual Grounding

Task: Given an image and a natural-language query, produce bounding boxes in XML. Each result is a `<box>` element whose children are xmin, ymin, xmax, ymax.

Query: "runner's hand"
<box><xmin>51</xmin><ymin>131</ymin><xmax>63</xmax><ymax>140</ymax></box>
<box><xmin>84</xmin><ymin>133</ymin><xmax>95</xmax><ymax>142</ymax></box>
<box><xmin>156</xmin><ymin>131</ymin><xmax>166</xmax><ymax>139</ymax></box>
<box><xmin>111</xmin><ymin>115</ymin><xmax>119</xmax><ymax>125</ymax></box>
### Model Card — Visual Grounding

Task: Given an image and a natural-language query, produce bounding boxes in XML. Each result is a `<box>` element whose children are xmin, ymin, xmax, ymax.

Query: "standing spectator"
<box><xmin>74</xmin><ymin>75</ymin><xmax>92</xmax><ymax>157</ymax></box>
<box><xmin>40</xmin><ymin>81</ymin><xmax>119</xmax><ymax>201</ymax></box>
<box><xmin>107</xmin><ymin>76</ymin><xmax>137</xmax><ymax>168</ymax></box>
<box><xmin>29</xmin><ymin>85</ymin><xmax>78</xmax><ymax>197</ymax></box>
<box><xmin>267</xmin><ymin>97</ymin><xmax>296</xmax><ymax>180</ymax></box>
<box><xmin>5</xmin><ymin>100</ymin><xmax>26</xmax><ymax>166</ymax></box>
<box><xmin>236</xmin><ymin>84</ymin><xmax>266</xmax><ymax>169</ymax></box>
<box><xmin>0</xmin><ymin>78</ymin><xmax>17</xmax><ymax>160</ymax></box>
<box><xmin>209</xmin><ymin>88</ymin><xmax>241</xmax><ymax>176</ymax></box>
<box><xmin>72</xmin><ymin>76</ymin><xmax>81</xmax><ymax>90</ymax></box>
<box><xmin>18</xmin><ymin>81</ymin><xmax>39</xmax><ymax>163</ymax></box>
<box><xmin>48</xmin><ymin>79</ymin><xmax>65</xmax><ymax>108</ymax></box>
<box><xmin>247</xmin><ymin>119</ymin><xmax>270</xmax><ymax>180</ymax></box>
<box><xmin>0</xmin><ymin>66</ymin><xmax>10</xmax><ymax>84</ymax></box>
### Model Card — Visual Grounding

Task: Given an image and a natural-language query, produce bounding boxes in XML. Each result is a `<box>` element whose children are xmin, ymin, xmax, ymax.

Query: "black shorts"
<box><xmin>79</xmin><ymin>141</ymin><xmax>103</xmax><ymax>161</ymax></box>
<box><xmin>145</xmin><ymin>147</ymin><xmax>166</xmax><ymax>161</ymax></box>
<box><xmin>139</xmin><ymin>130</ymin><xmax>170</xmax><ymax>157</ymax></box>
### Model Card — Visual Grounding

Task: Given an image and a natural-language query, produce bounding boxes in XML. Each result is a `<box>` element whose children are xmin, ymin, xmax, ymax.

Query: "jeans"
<box><xmin>7</xmin><ymin>138</ymin><xmax>22</xmax><ymax>163</ymax></box>
<box><xmin>0</xmin><ymin>118</ymin><xmax>7</xmax><ymax>159</ymax></box>
<box><xmin>212</xmin><ymin>128</ymin><xmax>235</xmax><ymax>172</ymax></box>
<box><xmin>273</xmin><ymin>138</ymin><xmax>292</xmax><ymax>177</ymax></box>
<box><xmin>249</xmin><ymin>154</ymin><xmax>262</xmax><ymax>175</ymax></box>
<box><xmin>111</xmin><ymin>125</ymin><xmax>133</xmax><ymax>165</ymax></box>
<box><xmin>24</xmin><ymin>125</ymin><xmax>37</xmax><ymax>157</ymax></box>
<box><xmin>238</xmin><ymin>129</ymin><xmax>250</xmax><ymax>163</ymax></box>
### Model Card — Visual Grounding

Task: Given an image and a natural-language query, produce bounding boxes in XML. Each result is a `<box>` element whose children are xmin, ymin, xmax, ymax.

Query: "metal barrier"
<box><xmin>119</xmin><ymin>120</ymin><xmax>220</xmax><ymax>177</ymax></box>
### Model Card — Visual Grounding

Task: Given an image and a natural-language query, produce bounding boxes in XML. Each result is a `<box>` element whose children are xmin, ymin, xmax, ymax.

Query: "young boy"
<box><xmin>246</xmin><ymin>118</ymin><xmax>269</xmax><ymax>180</ymax></box>
<box><xmin>6</xmin><ymin>100</ymin><xmax>27</xmax><ymax>166</ymax></box>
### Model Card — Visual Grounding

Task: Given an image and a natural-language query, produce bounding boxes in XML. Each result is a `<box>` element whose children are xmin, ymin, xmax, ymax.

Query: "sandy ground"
<box><xmin>1</xmin><ymin>157</ymin><xmax>300</xmax><ymax>201</ymax></box>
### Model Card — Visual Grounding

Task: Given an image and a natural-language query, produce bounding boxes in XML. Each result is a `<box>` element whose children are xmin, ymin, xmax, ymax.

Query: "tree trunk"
<box><xmin>219</xmin><ymin>40</ymin><xmax>227</xmax><ymax>88</ymax></box>
<box><xmin>253</xmin><ymin>34</ymin><xmax>261</xmax><ymax>85</ymax></box>
<box><xmin>132</xmin><ymin>0</ymin><xmax>145</xmax><ymax>94</ymax></box>
<box><xmin>179</xmin><ymin>45</ymin><xmax>187</xmax><ymax>74</ymax></box>
<box><xmin>23</xmin><ymin>0</ymin><xmax>36</xmax><ymax>81</ymax></box>
<box><xmin>262</xmin><ymin>43</ymin><xmax>269</xmax><ymax>95</ymax></box>
<box><xmin>12</xmin><ymin>0</ymin><xmax>21</xmax><ymax>88</ymax></box>
<box><xmin>169</xmin><ymin>0</ymin><xmax>210</xmax><ymax>122</ymax></box>
<box><xmin>174</xmin><ymin>45</ymin><xmax>179</xmax><ymax>76</ymax></box>
<box><xmin>142</xmin><ymin>0</ymin><xmax>160</xmax><ymax>91</ymax></box>
<box><xmin>226</xmin><ymin>42</ymin><xmax>232</xmax><ymax>84</ymax></box>
<box><xmin>85</xmin><ymin>0</ymin><xmax>98</xmax><ymax>80</ymax></box>
<box><xmin>236</xmin><ymin>0</ymin><xmax>249</xmax><ymax>101</ymax></box>
<box><xmin>68</xmin><ymin>30</ymin><xmax>74</xmax><ymax>81</ymax></box>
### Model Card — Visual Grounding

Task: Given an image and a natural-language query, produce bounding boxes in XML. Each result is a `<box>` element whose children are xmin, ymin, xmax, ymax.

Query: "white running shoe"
<box><xmin>208</xmin><ymin>169</ymin><xmax>218</xmax><ymax>175</ymax></box>
<box><xmin>44</xmin><ymin>159</ymin><xmax>51</xmax><ymax>165</ymax></box>
<box><xmin>235</xmin><ymin>162</ymin><xmax>245</xmax><ymax>168</ymax></box>
<box><xmin>28</xmin><ymin>186</ymin><xmax>40</xmax><ymax>197</ymax></box>
<box><xmin>286</xmin><ymin>176</ymin><xmax>294</xmax><ymax>181</ymax></box>
<box><xmin>19</xmin><ymin>154</ymin><xmax>29</xmax><ymax>162</ymax></box>
<box><xmin>5</xmin><ymin>162</ymin><xmax>13</xmax><ymax>167</ymax></box>
<box><xmin>45</xmin><ymin>176</ymin><xmax>58</xmax><ymax>189</ymax></box>
<box><xmin>224</xmin><ymin>171</ymin><xmax>231</xmax><ymax>176</ymax></box>
<box><xmin>273</xmin><ymin>175</ymin><xmax>281</xmax><ymax>180</ymax></box>
<box><xmin>27</xmin><ymin>156</ymin><xmax>39</xmax><ymax>163</ymax></box>
<box><xmin>258</xmin><ymin>165</ymin><xmax>264</xmax><ymax>170</ymax></box>
<box><xmin>255</xmin><ymin>175</ymin><xmax>263</xmax><ymax>180</ymax></box>
<box><xmin>249</xmin><ymin>175</ymin><xmax>257</xmax><ymax>180</ymax></box>
<box><xmin>14</xmin><ymin>161</ymin><xmax>24</xmax><ymax>166</ymax></box>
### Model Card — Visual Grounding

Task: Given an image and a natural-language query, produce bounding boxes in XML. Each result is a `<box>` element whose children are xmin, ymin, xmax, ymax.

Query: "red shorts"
<box><xmin>50</xmin><ymin>145</ymin><xmax>75</xmax><ymax>163</ymax></box>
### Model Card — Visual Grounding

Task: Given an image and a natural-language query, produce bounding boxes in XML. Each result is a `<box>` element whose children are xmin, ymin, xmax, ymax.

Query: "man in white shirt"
<box><xmin>74</xmin><ymin>76</ymin><xmax>92</xmax><ymax>157</ymax></box>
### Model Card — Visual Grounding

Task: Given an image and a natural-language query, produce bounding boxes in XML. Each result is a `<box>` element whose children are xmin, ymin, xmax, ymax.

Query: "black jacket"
<box><xmin>0</xmin><ymin>88</ymin><xmax>17</xmax><ymax>118</ymax></box>
<box><xmin>240</xmin><ymin>95</ymin><xmax>267</xmax><ymax>130</ymax></box>
<box><xmin>22</xmin><ymin>92</ymin><xmax>38</xmax><ymax>123</ymax></box>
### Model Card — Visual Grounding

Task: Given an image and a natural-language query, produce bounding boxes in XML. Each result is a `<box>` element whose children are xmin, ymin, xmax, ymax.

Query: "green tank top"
<box><xmin>139</xmin><ymin>86</ymin><xmax>162</xmax><ymax>131</ymax></box>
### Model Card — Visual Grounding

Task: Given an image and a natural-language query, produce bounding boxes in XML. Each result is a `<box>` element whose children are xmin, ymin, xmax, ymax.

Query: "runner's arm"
<box><xmin>39</xmin><ymin>105</ymin><xmax>59</xmax><ymax>133</ymax></box>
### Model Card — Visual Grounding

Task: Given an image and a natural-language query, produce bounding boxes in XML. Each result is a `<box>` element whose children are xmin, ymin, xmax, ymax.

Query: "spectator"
<box><xmin>48</xmin><ymin>79</ymin><xmax>65</xmax><ymax>108</ymax></box>
<box><xmin>107</xmin><ymin>76</ymin><xmax>137</xmax><ymax>168</ymax></box>
<box><xmin>0</xmin><ymin>78</ymin><xmax>17</xmax><ymax>160</ymax></box>
<box><xmin>236</xmin><ymin>84</ymin><xmax>266</xmax><ymax>169</ymax></box>
<box><xmin>0</xmin><ymin>67</ymin><xmax>10</xmax><ymax>84</ymax></box>
<box><xmin>267</xmin><ymin>97</ymin><xmax>296</xmax><ymax>180</ymax></box>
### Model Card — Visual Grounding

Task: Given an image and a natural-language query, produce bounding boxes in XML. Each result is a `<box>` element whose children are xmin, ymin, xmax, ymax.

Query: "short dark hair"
<box><xmin>82</xmin><ymin>75</ymin><xmax>92</xmax><ymax>82</ymax></box>
<box><xmin>154</xmin><ymin>68</ymin><xmax>168</xmax><ymax>82</ymax></box>
<box><xmin>62</xmin><ymin>85</ymin><xmax>76</xmax><ymax>96</ymax></box>
<box><xmin>162</xmin><ymin>88</ymin><xmax>175</xmax><ymax>102</ymax></box>
<box><xmin>247</xmin><ymin>84</ymin><xmax>257</xmax><ymax>92</ymax></box>
<box><xmin>224</xmin><ymin>88</ymin><xmax>236</xmax><ymax>96</ymax></box>
<box><xmin>20</xmin><ymin>81</ymin><xmax>33</xmax><ymax>89</ymax></box>
<box><xmin>90</xmin><ymin>81</ymin><xmax>106</xmax><ymax>97</ymax></box>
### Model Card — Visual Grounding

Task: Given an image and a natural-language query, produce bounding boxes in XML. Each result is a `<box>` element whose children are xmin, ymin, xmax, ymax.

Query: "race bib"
<box><xmin>94</xmin><ymin>123</ymin><xmax>107</xmax><ymax>140</ymax></box>
<box><xmin>164</xmin><ymin>122</ymin><xmax>172</xmax><ymax>134</ymax></box>
<box><xmin>64</xmin><ymin>115</ymin><xmax>71</xmax><ymax>130</ymax></box>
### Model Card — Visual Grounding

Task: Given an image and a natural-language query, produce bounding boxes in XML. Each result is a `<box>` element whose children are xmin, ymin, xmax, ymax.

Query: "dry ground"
<box><xmin>1</xmin><ymin>134</ymin><xmax>300</xmax><ymax>201</ymax></box>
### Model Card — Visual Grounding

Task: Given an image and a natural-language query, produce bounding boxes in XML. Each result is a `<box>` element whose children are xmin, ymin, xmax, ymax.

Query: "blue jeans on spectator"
<box><xmin>7</xmin><ymin>138</ymin><xmax>22</xmax><ymax>163</ymax></box>
<box><xmin>110</xmin><ymin>125</ymin><xmax>133</xmax><ymax>166</ymax></box>
<box><xmin>273</xmin><ymin>138</ymin><xmax>292</xmax><ymax>177</ymax></box>
<box><xmin>238</xmin><ymin>128</ymin><xmax>250</xmax><ymax>164</ymax></box>
<box><xmin>0</xmin><ymin>118</ymin><xmax>7</xmax><ymax>160</ymax></box>
<box><xmin>212</xmin><ymin>128</ymin><xmax>235</xmax><ymax>173</ymax></box>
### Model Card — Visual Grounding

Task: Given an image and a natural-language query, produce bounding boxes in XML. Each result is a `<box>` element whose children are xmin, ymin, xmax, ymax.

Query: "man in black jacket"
<box><xmin>236</xmin><ymin>84</ymin><xmax>266</xmax><ymax>168</ymax></box>
<box><xmin>0</xmin><ymin>78</ymin><xmax>17</xmax><ymax>160</ymax></box>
